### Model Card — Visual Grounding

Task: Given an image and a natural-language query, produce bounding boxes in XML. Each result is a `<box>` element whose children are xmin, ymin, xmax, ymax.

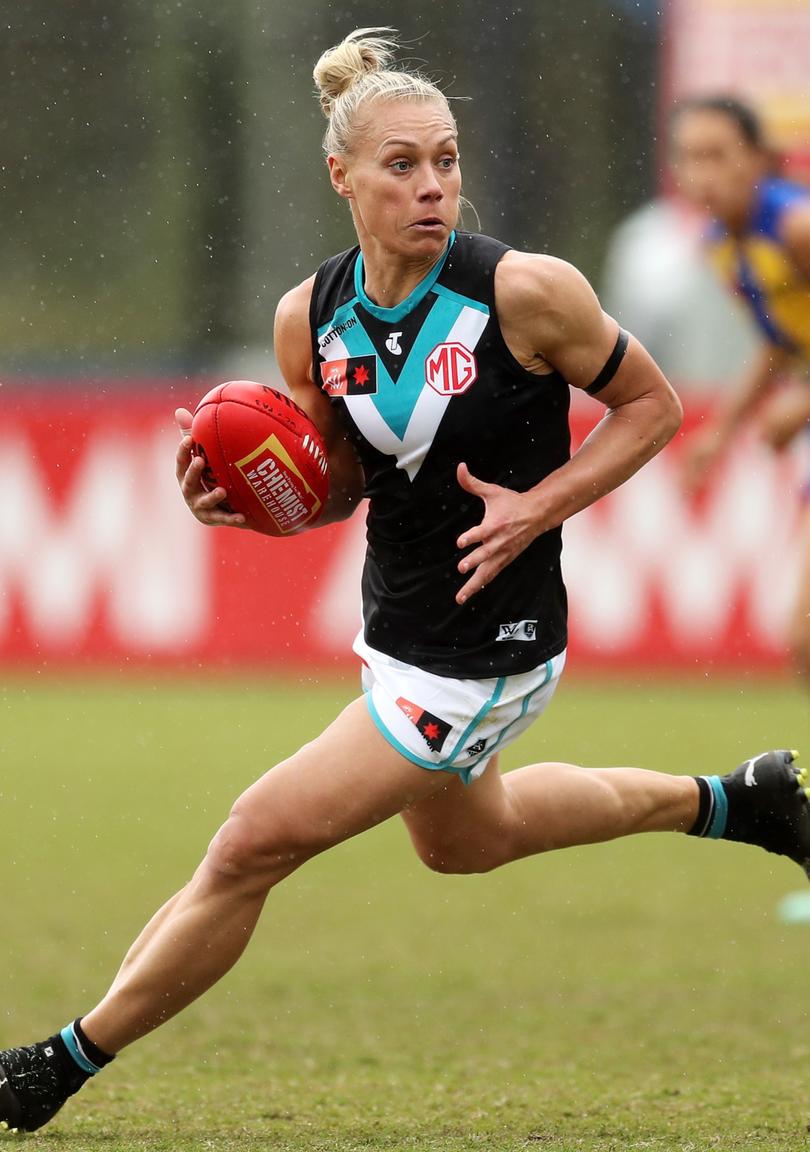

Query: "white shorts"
<box><xmin>354</xmin><ymin>632</ymin><xmax>566</xmax><ymax>784</ymax></box>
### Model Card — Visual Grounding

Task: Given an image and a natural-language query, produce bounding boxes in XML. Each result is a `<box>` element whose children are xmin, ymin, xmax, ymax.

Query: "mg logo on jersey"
<box><xmin>496</xmin><ymin>619</ymin><xmax>538</xmax><ymax>642</ymax></box>
<box><xmin>425</xmin><ymin>342</ymin><xmax>478</xmax><ymax>396</ymax></box>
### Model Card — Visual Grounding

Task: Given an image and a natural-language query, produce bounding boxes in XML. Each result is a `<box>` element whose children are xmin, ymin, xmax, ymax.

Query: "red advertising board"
<box><xmin>0</xmin><ymin>386</ymin><xmax>803</xmax><ymax>673</ymax></box>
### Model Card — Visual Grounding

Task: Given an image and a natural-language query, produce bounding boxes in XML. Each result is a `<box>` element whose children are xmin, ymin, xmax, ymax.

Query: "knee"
<box><xmin>204</xmin><ymin>806</ymin><xmax>311</xmax><ymax>887</ymax></box>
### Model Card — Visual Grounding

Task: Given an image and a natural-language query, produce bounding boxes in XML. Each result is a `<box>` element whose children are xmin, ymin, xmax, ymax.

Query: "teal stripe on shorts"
<box><xmin>365</xmin><ymin>676</ymin><xmax>506</xmax><ymax>775</ymax></box>
<box><xmin>472</xmin><ymin>658</ymin><xmax>553</xmax><ymax>765</ymax></box>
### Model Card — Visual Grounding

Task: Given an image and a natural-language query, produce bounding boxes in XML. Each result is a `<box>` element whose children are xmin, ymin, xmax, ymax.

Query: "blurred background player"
<box><xmin>671</xmin><ymin>96</ymin><xmax>810</xmax><ymax>684</ymax></box>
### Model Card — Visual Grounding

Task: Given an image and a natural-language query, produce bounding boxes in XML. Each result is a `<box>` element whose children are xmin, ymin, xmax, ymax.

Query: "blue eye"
<box><xmin>390</xmin><ymin>160</ymin><xmax>411</xmax><ymax>173</ymax></box>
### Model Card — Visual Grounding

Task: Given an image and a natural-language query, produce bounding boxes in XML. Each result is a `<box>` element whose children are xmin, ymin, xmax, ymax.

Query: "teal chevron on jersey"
<box><xmin>334</xmin><ymin>294</ymin><xmax>483</xmax><ymax>439</ymax></box>
<box><xmin>432</xmin><ymin>282</ymin><xmax>490</xmax><ymax>314</ymax></box>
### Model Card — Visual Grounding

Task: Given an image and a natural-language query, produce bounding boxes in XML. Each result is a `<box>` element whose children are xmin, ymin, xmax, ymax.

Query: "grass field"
<box><xmin>1</xmin><ymin>673</ymin><xmax>809</xmax><ymax>1151</ymax></box>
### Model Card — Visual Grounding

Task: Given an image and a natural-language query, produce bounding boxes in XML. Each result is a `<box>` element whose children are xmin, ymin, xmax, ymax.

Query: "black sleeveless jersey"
<box><xmin>309</xmin><ymin>230</ymin><xmax>570</xmax><ymax>677</ymax></box>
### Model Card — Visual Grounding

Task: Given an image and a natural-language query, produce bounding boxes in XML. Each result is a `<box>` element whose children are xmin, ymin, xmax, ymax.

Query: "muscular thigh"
<box><xmin>230</xmin><ymin>696</ymin><xmax>446</xmax><ymax>858</ymax></box>
<box><xmin>400</xmin><ymin>754</ymin><xmax>514</xmax><ymax>863</ymax></box>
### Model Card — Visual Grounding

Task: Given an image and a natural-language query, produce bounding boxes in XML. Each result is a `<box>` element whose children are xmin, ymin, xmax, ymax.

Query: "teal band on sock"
<box><xmin>706</xmin><ymin>776</ymin><xmax>728</xmax><ymax>839</ymax></box>
<box><xmin>60</xmin><ymin>1023</ymin><xmax>100</xmax><ymax>1076</ymax></box>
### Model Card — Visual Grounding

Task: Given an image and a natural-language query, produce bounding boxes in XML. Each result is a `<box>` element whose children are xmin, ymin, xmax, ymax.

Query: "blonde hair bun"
<box><xmin>312</xmin><ymin>28</ymin><xmax>452</xmax><ymax>155</ymax></box>
<box><xmin>313</xmin><ymin>28</ymin><xmax>398</xmax><ymax>118</ymax></box>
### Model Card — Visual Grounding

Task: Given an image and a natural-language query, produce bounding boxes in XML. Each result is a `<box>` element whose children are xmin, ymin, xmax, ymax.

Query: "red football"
<box><xmin>190</xmin><ymin>381</ymin><xmax>329</xmax><ymax>537</ymax></box>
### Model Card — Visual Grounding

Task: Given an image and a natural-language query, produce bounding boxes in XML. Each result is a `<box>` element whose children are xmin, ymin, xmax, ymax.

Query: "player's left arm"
<box><xmin>456</xmin><ymin>255</ymin><xmax>682</xmax><ymax>604</ymax></box>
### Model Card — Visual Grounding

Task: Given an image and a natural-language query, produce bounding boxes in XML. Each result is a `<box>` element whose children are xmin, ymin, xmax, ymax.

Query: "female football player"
<box><xmin>674</xmin><ymin>95</ymin><xmax>810</xmax><ymax>682</ymax></box>
<box><xmin>1</xmin><ymin>32</ymin><xmax>805</xmax><ymax>1135</ymax></box>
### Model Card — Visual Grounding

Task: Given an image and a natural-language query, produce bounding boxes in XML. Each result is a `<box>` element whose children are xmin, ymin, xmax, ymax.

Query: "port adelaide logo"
<box><xmin>320</xmin><ymin>355</ymin><xmax>378</xmax><ymax>396</ymax></box>
<box><xmin>395</xmin><ymin>697</ymin><xmax>453</xmax><ymax>753</ymax></box>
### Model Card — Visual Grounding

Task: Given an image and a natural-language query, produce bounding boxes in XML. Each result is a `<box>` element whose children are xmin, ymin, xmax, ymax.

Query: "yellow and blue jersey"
<box><xmin>707</xmin><ymin>177</ymin><xmax>810</xmax><ymax>360</ymax></box>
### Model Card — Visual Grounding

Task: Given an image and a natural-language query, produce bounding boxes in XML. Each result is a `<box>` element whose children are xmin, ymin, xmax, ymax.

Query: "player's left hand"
<box><xmin>455</xmin><ymin>462</ymin><xmax>543</xmax><ymax>604</ymax></box>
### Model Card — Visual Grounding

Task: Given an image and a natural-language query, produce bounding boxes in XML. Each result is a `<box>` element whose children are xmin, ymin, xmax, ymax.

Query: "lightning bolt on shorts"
<box><xmin>354</xmin><ymin>631</ymin><xmax>567</xmax><ymax>784</ymax></box>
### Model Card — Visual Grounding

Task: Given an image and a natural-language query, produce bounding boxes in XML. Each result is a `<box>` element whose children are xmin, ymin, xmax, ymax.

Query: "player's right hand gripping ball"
<box><xmin>191</xmin><ymin>381</ymin><xmax>329</xmax><ymax>536</ymax></box>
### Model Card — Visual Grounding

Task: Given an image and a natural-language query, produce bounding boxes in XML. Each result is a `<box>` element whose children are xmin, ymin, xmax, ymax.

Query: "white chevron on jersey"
<box><xmin>320</xmin><ymin>303</ymin><xmax>489</xmax><ymax>481</ymax></box>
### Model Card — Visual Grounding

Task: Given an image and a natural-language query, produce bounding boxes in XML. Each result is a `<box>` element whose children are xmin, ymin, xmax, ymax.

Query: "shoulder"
<box><xmin>274</xmin><ymin>275</ymin><xmax>316</xmax><ymax>380</ymax></box>
<box><xmin>274</xmin><ymin>274</ymin><xmax>317</xmax><ymax>352</ymax></box>
<box><xmin>495</xmin><ymin>250</ymin><xmax>601</xmax><ymax>330</ymax></box>
<box><xmin>493</xmin><ymin>248</ymin><xmax>618</xmax><ymax>386</ymax></box>
<box><xmin>275</xmin><ymin>275</ymin><xmax>316</xmax><ymax>328</ymax></box>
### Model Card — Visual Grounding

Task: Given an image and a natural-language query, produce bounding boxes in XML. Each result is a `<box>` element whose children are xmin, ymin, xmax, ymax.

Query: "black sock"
<box><xmin>72</xmin><ymin>1019</ymin><xmax>114</xmax><ymax>1069</ymax></box>
<box><xmin>56</xmin><ymin>1018</ymin><xmax>114</xmax><ymax>1092</ymax></box>
<box><xmin>687</xmin><ymin>775</ymin><xmax>729</xmax><ymax>839</ymax></box>
<box><xmin>688</xmin><ymin>776</ymin><xmax>713</xmax><ymax>837</ymax></box>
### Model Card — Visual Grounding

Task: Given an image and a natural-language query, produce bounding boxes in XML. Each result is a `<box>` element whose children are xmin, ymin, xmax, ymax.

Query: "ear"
<box><xmin>327</xmin><ymin>154</ymin><xmax>353</xmax><ymax>200</ymax></box>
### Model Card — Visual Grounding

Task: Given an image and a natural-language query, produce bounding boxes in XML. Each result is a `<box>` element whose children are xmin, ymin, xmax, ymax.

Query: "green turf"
<box><xmin>1</xmin><ymin>673</ymin><xmax>809</xmax><ymax>1151</ymax></box>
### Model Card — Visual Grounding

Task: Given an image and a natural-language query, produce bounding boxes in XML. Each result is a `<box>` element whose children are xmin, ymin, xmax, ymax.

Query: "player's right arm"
<box><xmin>274</xmin><ymin>277</ymin><xmax>365</xmax><ymax>525</ymax></box>
<box><xmin>681</xmin><ymin>341</ymin><xmax>790</xmax><ymax>492</ymax></box>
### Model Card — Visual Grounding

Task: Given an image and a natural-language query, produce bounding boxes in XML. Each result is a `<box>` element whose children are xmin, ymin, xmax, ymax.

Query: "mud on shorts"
<box><xmin>354</xmin><ymin>632</ymin><xmax>567</xmax><ymax>784</ymax></box>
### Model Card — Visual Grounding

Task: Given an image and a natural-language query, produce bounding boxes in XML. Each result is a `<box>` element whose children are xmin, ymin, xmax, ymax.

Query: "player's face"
<box><xmin>330</xmin><ymin>99</ymin><xmax>461</xmax><ymax>258</ymax></box>
<box><xmin>670</xmin><ymin>109</ymin><xmax>767</xmax><ymax>226</ymax></box>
